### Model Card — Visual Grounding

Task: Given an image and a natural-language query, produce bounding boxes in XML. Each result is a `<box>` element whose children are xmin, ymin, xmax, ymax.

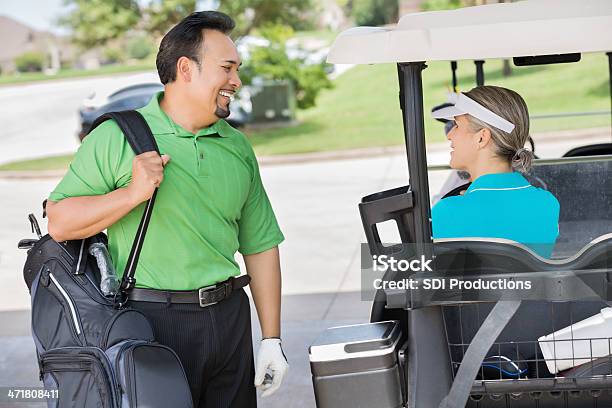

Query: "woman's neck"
<box><xmin>467</xmin><ymin>159</ymin><xmax>512</xmax><ymax>181</ymax></box>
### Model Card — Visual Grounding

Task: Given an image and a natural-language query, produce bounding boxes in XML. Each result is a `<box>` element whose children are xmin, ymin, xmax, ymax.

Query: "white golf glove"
<box><xmin>254</xmin><ymin>338</ymin><xmax>289</xmax><ymax>397</ymax></box>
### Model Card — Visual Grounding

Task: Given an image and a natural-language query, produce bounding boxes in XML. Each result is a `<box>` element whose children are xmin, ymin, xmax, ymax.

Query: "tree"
<box><xmin>146</xmin><ymin>0</ymin><xmax>197</xmax><ymax>36</ymax></box>
<box><xmin>59</xmin><ymin>0</ymin><xmax>315</xmax><ymax>47</ymax></box>
<box><xmin>217</xmin><ymin>0</ymin><xmax>315</xmax><ymax>39</ymax></box>
<box><xmin>142</xmin><ymin>0</ymin><xmax>315</xmax><ymax>39</ymax></box>
<box><xmin>59</xmin><ymin>0</ymin><xmax>140</xmax><ymax>49</ymax></box>
<box><xmin>240</xmin><ymin>25</ymin><xmax>332</xmax><ymax>110</ymax></box>
<box><xmin>126</xmin><ymin>34</ymin><xmax>155</xmax><ymax>60</ymax></box>
<box><xmin>352</xmin><ymin>0</ymin><xmax>399</xmax><ymax>26</ymax></box>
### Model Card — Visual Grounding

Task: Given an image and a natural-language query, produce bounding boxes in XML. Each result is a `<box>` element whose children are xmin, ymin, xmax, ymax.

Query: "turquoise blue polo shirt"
<box><xmin>432</xmin><ymin>172</ymin><xmax>560</xmax><ymax>258</ymax></box>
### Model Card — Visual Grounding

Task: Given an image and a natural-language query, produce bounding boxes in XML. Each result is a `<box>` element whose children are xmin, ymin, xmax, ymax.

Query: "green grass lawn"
<box><xmin>291</xmin><ymin>29</ymin><xmax>338</xmax><ymax>45</ymax></box>
<box><xmin>0</xmin><ymin>154</ymin><xmax>74</xmax><ymax>171</ymax></box>
<box><xmin>1</xmin><ymin>53</ymin><xmax>610</xmax><ymax>171</ymax></box>
<box><xmin>0</xmin><ymin>62</ymin><xmax>155</xmax><ymax>86</ymax></box>
<box><xmin>248</xmin><ymin>52</ymin><xmax>611</xmax><ymax>155</ymax></box>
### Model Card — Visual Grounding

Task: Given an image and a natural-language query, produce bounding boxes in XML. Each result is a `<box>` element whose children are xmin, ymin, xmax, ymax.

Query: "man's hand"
<box><xmin>254</xmin><ymin>338</ymin><xmax>289</xmax><ymax>397</ymax></box>
<box><xmin>126</xmin><ymin>152</ymin><xmax>170</xmax><ymax>204</ymax></box>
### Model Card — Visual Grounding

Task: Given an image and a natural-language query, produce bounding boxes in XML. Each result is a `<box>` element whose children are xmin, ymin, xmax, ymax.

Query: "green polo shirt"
<box><xmin>49</xmin><ymin>92</ymin><xmax>284</xmax><ymax>290</ymax></box>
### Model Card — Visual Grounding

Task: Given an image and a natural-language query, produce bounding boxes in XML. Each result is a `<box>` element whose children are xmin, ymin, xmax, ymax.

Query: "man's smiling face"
<box><xmin>188</xmin><ymin>29</ymin><xmax>242</xmax><ymax>121</ymax></box>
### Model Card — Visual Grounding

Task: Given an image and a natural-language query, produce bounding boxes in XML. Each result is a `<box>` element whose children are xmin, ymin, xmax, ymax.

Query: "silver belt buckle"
<box><xmin>198</xmin><ymin>285</ymin><xmax>219</xmax><ymax>308</ymax></box>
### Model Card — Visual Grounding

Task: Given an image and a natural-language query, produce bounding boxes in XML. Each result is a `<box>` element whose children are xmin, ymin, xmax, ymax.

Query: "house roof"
<box><xmin>0</xmin><ymin>15</ymin><xmax>55</xmax><ymax>63</ymax></box>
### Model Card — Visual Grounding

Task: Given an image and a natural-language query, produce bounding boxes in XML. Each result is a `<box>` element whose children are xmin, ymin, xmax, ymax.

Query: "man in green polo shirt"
<box><xmin>46</xmin><ymin>11</ymin><xmax>287</xmax><ymax>407</ymax></box>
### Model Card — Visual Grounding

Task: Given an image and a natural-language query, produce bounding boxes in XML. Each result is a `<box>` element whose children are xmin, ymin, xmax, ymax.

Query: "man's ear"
<box><xmin>477</xmin><ymin>127</ymin><xmax>493</xmax><ymax>150</ymax></box>
<box><xmin>176</xmin><ymin>56</ymin><xmax>193</xmax><ymax>82</ymax></box>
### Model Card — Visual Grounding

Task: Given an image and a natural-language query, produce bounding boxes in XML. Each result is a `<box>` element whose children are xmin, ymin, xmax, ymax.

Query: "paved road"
<box><xmin>0</xmin><ymin>72</ymin><xmax>159</xmax><ymax>165</ymax></box>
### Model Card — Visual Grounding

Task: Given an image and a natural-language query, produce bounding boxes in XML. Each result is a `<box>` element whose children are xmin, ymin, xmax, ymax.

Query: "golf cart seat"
<box><xmin>563</xmin><ymin>143</ymin><xmax>612</xmax><ymax>157</ymax></box>
<box><xmin>360</xmin><ymin>183</ymin><xmax>612</xmax><ymax>406</ymax></box>
<box><xmin>434</xmin><ymin>233</ymin><xmax>612</xmax><ymax>275</ymax></box>
<box><xmin>436</xmin><ymin>156</ymin><xmax>612</xmax><ymax>259</ymax></box>
<box><xmin>527</xmin><ymin>157</ymin><xmax>612</xmax><ymax>258</ymax></box>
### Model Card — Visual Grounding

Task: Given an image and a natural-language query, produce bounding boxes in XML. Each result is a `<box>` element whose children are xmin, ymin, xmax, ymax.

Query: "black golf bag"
<box><xmin>19</xmin><ymin>111</ymin><xmax>193</xmax><ymax>408</ymax></box>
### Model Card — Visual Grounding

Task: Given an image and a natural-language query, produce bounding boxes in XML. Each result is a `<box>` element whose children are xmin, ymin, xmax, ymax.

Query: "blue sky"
<box><xmin>0</xmin><ymin>0</ymin><xmax>68</xmax><ymax>33</ymax></box>
<box><xmin>0</xmin><ymin>0</ymin><xmax>218</xmax><ymax>34</ymax></box>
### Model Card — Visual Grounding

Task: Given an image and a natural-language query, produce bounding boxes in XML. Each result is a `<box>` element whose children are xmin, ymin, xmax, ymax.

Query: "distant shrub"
<box><xmin>421</xmin><ymin>0</ymin><xmax>463</xmax><ymax>11</ymax></box>
<box><xmin>240</xmin><ymin>24</ymin><xmax>333</xmax><ymax>110</ymax></box>
<box><xmin>127</xmin><ymin>35</ymin><xmax>155</xmax><ymax>60</ymax></box>
<box><xmin>15</xmin><ymin>51</ymin><xmax>45</xmax><ymax>72</ymax></box>
<box><xmin>102</xmin><ymin>47</ymin><xmax>125</xmax><ymax>64</ymax></box>
<box><xmin>352</xmin><ymin>0</ymin><xmax>399</xmax><ymax>26</ymax></box>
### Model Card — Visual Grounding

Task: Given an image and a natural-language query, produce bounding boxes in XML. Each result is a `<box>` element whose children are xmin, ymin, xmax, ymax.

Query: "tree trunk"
<box><xmin>502</xmin><ymin>59</ymin><xmax>512</xmax><ymax>77</ymax></box>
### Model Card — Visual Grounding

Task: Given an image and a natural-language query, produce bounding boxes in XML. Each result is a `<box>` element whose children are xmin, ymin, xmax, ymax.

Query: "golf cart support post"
<box><xmin>396</xmin><ymin>61</ymin><xmax>455</xmax><ymax>407</ymax></box>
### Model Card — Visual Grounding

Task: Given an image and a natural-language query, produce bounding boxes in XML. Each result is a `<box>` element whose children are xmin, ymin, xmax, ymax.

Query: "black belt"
<box><xmin>128</xmin><ymin>275</ymin><xmax>251</xmax><ymax>307</ymax></box>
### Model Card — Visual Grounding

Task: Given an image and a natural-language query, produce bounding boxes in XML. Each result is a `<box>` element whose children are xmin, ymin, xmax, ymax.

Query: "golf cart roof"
<box><xmin>327</xmin><ymin>0</ymin><xmax>612</xmax><ymax>64</ymax></box>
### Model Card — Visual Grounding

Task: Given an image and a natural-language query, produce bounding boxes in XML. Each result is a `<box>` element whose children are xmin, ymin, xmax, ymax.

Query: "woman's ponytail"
<box><xmin>511</xmin><ymin>147</ymin><xmax>534</xmax><ymax>173</ymax></box>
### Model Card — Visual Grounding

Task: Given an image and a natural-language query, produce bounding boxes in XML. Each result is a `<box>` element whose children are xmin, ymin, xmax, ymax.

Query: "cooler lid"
<box><xmin>309</xmin><ymin>321</ymin><xmax>400</xmax><ymax>362</ymax></box>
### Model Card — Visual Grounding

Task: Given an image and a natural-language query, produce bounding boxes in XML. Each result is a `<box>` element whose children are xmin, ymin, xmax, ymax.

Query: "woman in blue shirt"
<box><xmin>432</xmin><ymin>87</ymin><xmax>585</xmax><ymax>378</ymax></box>
<box><xmin>431</xmin><ymin>86</ymin><xmax>560</xmax><ymax>258</ymax></box>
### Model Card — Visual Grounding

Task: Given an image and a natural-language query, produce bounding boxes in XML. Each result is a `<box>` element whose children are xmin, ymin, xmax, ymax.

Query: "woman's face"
<box><xmin>446</xmin><ymin>114</ymin><xmax>480</xmax><ymax>171</ymax></box>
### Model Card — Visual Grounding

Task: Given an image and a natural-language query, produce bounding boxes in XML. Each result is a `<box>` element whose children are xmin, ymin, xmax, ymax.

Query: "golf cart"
<box><xmin>309</xmin><ymin>1</ymin><xmax>612</xmax><ymax>407</ymax></box>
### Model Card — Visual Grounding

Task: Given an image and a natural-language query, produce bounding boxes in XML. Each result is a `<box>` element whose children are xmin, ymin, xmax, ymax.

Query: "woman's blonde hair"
<box><xmin>463</xmin><ymin>85</ymin><xmax>534</xmax><ymax>173</ymax></box>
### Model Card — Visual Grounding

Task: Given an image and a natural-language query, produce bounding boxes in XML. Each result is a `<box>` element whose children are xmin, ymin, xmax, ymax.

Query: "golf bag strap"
<box><xmin>90</xmin><ymin>111</ymin><xmax>160</xmax><ymax>296</ymax></box>
<box><xmin>438</xmin><ymin>300</ymin><xmax>522</xmax><ymax>408</ymax></box>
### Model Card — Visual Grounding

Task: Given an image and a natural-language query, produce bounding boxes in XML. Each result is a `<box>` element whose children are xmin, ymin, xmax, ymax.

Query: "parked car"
<box><xmin>78</xmin><ymin>75</ymin><xmax>249</xmax><ymax>141</ymax></box>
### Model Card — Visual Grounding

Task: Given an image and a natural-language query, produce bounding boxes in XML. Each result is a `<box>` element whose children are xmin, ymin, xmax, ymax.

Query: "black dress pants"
<box><xmin>130</xmin><ymin>288</ymin><xmax>257</xmax><ymax>408</ymax></box>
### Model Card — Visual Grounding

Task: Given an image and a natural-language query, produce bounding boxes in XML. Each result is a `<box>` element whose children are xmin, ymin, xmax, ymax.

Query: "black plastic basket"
<box><xmin>444</xmin><ymin>302</ymin><xmax>612</xmax><ymax>407</ymax></box>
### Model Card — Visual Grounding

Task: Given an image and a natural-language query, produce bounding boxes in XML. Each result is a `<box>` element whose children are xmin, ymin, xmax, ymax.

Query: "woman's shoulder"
<box><xmin>530</xmin><ymin>184</ymin><xmax>561</xmax><ymax>211</ymax></box>
<box><xmin>432</xmin><ymin>195</ymin><xmax>467</xmax><ymax>218</ymax></box>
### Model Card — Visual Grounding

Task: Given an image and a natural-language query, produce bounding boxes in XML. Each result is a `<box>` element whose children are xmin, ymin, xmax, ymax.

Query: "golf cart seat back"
<box><xmin>360</xmin><ymin>156</ymin><xmax>612</xmax><ymax>261</ymax></box>
<box><xmin>434</xmin><ymin>234</ymin><xmax>612</xmax><ymax>275</ymax></box>
<box><xmin>527</xmin><ymin>156</ymin><xmax>612</xmax><ymax>258</ymax></box>
<box><xmin>563</xmin><ymin>143</ymin><xmax>612</xmax><ymax>157</ymax></box>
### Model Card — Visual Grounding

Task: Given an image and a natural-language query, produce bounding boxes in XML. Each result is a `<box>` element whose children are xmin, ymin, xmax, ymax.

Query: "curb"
<box><xmin>258</xmin><ymin>145</ymin><xmax>408</xmax><ymax>166</ymax></box>
<box><xmin>0</xmin><ymin>127</ymin><xmax>609</xmax><ymax>180</ymax></box>
<box><xmin>0</xmin><ymin>170</ymin><xmax>67</xmax><ymax>180</ymax></box>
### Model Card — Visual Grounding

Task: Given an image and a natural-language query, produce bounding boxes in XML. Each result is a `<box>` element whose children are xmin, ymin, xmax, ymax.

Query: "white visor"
<box><xmin>431</xmin><ymin>92</ymin><xmax>515</xmax><ymax>134</ymax></box>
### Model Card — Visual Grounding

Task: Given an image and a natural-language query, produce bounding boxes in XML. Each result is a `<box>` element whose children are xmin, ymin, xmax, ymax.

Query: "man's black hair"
<box><xmin>156</xmin><ymin>11</ymin><xmax>235</xmax><ymax>85</ymax></box>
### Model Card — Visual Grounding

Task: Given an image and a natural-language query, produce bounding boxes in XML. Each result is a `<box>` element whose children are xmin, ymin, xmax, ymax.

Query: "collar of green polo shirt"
<box><xmin>49</xmin><ymin>92</ymin><xmax>284</xmax><ymax>290</ymax></box>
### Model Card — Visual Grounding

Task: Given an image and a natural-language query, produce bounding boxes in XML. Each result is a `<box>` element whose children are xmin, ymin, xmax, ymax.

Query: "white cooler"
<box><xmin>538</xmin><ymin>307</ymin><xmax>612</xmax><ymax>374</ymax></box>
<box><xmin>309</xmin><ymin>321</ymin><xmax>404</xmax><ymax>408</ymax></box>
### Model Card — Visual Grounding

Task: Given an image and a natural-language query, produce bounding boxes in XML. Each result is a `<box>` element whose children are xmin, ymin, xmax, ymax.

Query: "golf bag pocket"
<box><xmin>100</xmin><ymin>309</ymin><xmax>154</xmax><ymax>350</ymax></box>
<box><xmin>32</xmin><ymin>265</ymin><xmax>84</xmax><ymax>349</ymax></box>
<box><xmin>40</xmin><ymin>347</ymin><xmax>117</xmax><ymax>408</ymax></box>
<box><xmin>107</xmin><ymin>340</ymin><xmax>193</xmax><ymax>408</ymax></box>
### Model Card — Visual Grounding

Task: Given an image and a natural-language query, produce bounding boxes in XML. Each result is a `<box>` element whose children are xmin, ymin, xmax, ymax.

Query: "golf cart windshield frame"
<box><xmin>397</xmin><ymin>62</ymin><xmax>432</xmax><ymax>253</ymax></box>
